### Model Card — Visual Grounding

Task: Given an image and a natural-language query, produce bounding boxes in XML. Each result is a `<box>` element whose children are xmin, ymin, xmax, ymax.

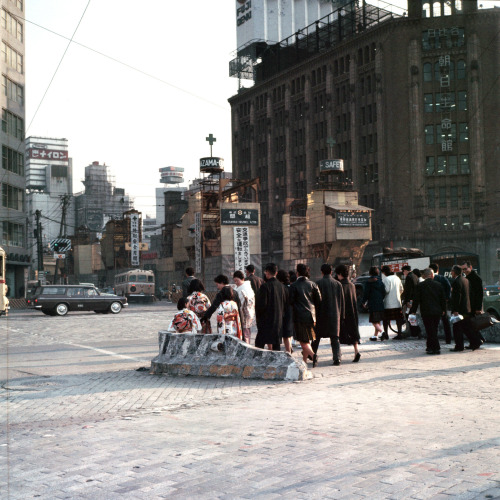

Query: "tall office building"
<box><xmin>229</xmin><ymin>0</ymin><xmax>500</xmax><ymax>283</ymax></box>
<box><xmin>1</xmin><ymin>0</ymin><xmax>29</xmax><ymax>297</ymax></box>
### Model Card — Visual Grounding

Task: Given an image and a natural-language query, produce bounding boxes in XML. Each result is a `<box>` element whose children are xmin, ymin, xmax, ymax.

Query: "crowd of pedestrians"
<box><xmin>167</xmin><ymin>260</ymin><xmax>487</xmax><ymax>363</ymax></box>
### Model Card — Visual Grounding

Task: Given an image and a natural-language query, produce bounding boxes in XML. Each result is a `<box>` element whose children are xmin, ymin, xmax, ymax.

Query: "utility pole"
<box><xmin>54</xmin><ymin>195</ymin><xmax>71</xmax><ymax>284</ymax></box>
<box><xmin>35</xmin><ymin>210</ymin><xmax>44</xmax><ymax>282</ymax></box>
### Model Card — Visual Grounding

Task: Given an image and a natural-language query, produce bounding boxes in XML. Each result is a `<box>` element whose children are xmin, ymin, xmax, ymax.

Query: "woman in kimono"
<box><xmin>216</xmin><ymin>286</ymin><xmax>242</xmax><ymax>340</ymax></box>
<box><xmin>186</xmin><ymin>279</ymin><xmax>212</xmax><ymax>333</ymax></box>
<box><xmin>233</xmin><ymin>270</ymin><xmax>255</xmax><ymax>344</ymax></box>
<box><xmin>167</xmin><ymin>297</ymin><xmax>202</xmax><ymax>333</ymax></box>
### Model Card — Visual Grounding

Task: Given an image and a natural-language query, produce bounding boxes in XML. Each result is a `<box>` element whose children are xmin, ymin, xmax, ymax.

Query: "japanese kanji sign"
<box><xmin>234</xmin><ymin>227</ymin><xmax>250</xmax><ymax>272</ymax></box>
<box><xmin>221</xmin><ymin>209</ymin><xmax>258</xmax><ymax>226</ymax></box>
<box><xmin>195</xmin><ymin>212</ymin><xmax>202</xmax><ymax>274</ymax></box>
<box><xmin>129</xmin><ymin>214</ymin><xmax>140</xmax><ymax>266</ymax></box>
<box><xmin>336</xmin><ymin>211</ymin><xmax>370</xmax><ymax>227</ymax></box>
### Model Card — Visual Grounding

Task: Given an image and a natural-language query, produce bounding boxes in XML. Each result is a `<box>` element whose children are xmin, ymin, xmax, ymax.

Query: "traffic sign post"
<box><xmin>49</xmin><ymin>238</ymin><xmax>71</xmax><ymax>253</ymax></box>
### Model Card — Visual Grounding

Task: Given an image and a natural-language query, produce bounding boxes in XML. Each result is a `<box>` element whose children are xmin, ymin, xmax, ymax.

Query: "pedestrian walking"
<box><xmin>233</xmin><ymin>270</ymin><xmax>255</xmax><ymax>344</ymax></box>
<box><xmin>245</xmin><ymin>264</ymin><xmax>264</xmax><ymax>296</ymax></box>
<box><xmin>410</xmin><ymin>268</ymin><xmax>446</xmax><ymax>355</ymax></box>
<box><xmin>336</xmin><ymin>264</ymin><xmax>361</xmax><ymax>363</ymax></box>
<box><xmin>401</xmin><ymin>265</ymin><xmax>422</xmax><ymax>339</ymax></box>
<box><xmin>313</xmin><ymin>263</ymin><xmax>344</xmax><ymax>366</ymax></box>
<box><xmin>462</xmin><ymin>260</ymin><xmax>486</xmax><ymax>344</ymax></box>
<box><xmin>181</xmin><ymin>267</ymin><xmax>196</xmax><ymax>298</ymax></box>
<box><xmin>289</xmin><ymin>263</ymin><xmax>322</xmax><ymax>367</ymax></box>
<box><xmin>381</xmin><ymin>265</ymin><xmax>404</xmax><ymax>340</ymax></box>
<box><xmin>215</xmin><ymin>286</ymin><xmax>242</xmax><ymax>339</ymax></box>
<box><xmin>186</xmin><ymin>279</ymin><xmax>212</xmax><ymax>334</ymax></box>
<box><xmin>276</xmin><ymin>269</ymin><xmax>294</xmax><ymax>355</ymax></box>
<box><xmin>362</xmin><ymin>266</ymin><xmax>386</xmax><ymax>341</ymax></box>
<box><xmin>429</xmin><ymin>263</ymin><xmax>452</xmax><ymax>343</ymax></box>
<box><xmin>255</xmin><ymin>263</ymin><xmax>287</xmax><ymax>351</ymax></box>
<box><xmin>167</xmin><ymin>297</ymin><xmax>202</xmax><ymax>333</ymax></box>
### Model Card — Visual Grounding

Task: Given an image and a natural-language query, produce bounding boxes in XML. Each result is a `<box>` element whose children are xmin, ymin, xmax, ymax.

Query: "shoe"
<box><xmin>290</xmin><ymin>348</ymin><xmax>294</xmax><ymax>354</ymax></box>
<box><xmin>353</xmin><ymin>353</ymin><xmax>361</xmax><ymax>363</ymax></box>
<box><xmin>312</xmin><ymin>354</ymin><xmax>318</xmax><ymax>368</ymax></box>
<box><xmin>426</xmin><ymin>350</ymin><xmax>440</xmax><ymax>355</ymax></box>
<box><xmin>466</xmin><ymin>344</ymin><xmax>482</xmax><ymax>351</ymax></box>
<box><xmin>381</xmin><ymin>333</ymin><xmax>389</xmax><ymax>341</ymax></box>
<box><xmin>333</xmin><ymin>359</ymin><xmax>340</xmax><ymax>366</ymax></box>
<box><xmin>392</xmin><ymin>335</ymin><xmax>403</xmax><ymax>340</ymax></box>
<box><xmin>449</xmin><ymin>347</ymin><xmax>464</xmax><ymax>352</ymax></box>
<box><xmin>370</xmin><ymin>336</ymin><xmax>379</xmax><ymax>341</ymax></box>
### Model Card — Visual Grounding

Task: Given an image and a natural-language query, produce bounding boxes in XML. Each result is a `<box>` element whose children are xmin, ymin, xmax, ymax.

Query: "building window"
<box><xmin>459</xmin><ymin>122</ymin><xmax>468</xmax><ymax>142</ymax></box>
<box><xmin>426</xmin><ymin>156</ymin><xmax>435</xmax><ymax>175</ymax></box>
<box><xmin>424</xmin><ymin>94</ymin><xmax>433</xmax><ymax>112</ymax></box>
<box><xmin>1</xmin><ymin>8</ymin><xmax>23</xmax><ymax>42</ymax></box>
<box><xmin>462</xmin><ymin>215</ymin><xmax>470</xmax><ymax>227</ymax></box>
<box><xmin>440</xmin><ymin>216</ymin><xmax>447</xmax><ymax>228</ymax></box>
<box><xmin>448</xmin><ymin>156</ymin><xmax>458</xmax><ymax>175</ymax></box>
<box><xmin>450</xmin><ymin>215</ymin><xmax>459</xmax><ymax>228</ymax></box>
<box><xmin>436</xmin><ymin>92</ymin><xmax>455</xmax><ymax>113</ymax></box>
<box><xmin>1</xmin><ymin>221</ymin><xmax>25</xmax><ymax>247</ymax></box>
<box><xmin>423</xmin><ymin>63</ymin><xmax>432</xmax><ymax>82</ymax></box>
<box><xmin>462</xmin><ymin>185</ymin><xmax>469</xmax><ymax>208</ymax></box>
<box><xmin>1</xmin><ymin>41</ymin><xmax>23</xmax><ymax>73</ymax></box>
<box><xmin>1</xmin><ymin>108</ymin><xmax>24</xmax><ymax>139</ymax></box>
<box><xmin>427</xmin><ymin>187</ymin><xmax>435</xmax><ymax>209</ymax></box>
<box><xmin>457</xmin><ymin>60</ymin><xmax>466</xmax><ymax>79</ymax></box>
<box><xmin>450</xmin><ymin>186</ymin><xmax>458</xmax><ymax>208</ymax></box>
<box><xmin>2</xmin><ymin>75</ymin><xmax>23</xmax><ymax>104</ymax></box>
<box><xmin>425</xmin><ymin>125</ymin><xmax>434</xmax><ymax>144</ymax></box>
<box><xmin>2</xmin><ymin>183</ymin><xmax>24</xmax><ymax>211</ymax></box>
<box><xmin>437</xmin><ymin>156</ymin><xmax>446</xmax><ymax>175</ymax></box>
<box><xmin>439</xmin><ymin>187</ymin><xmax>447</xmax><ymax>208</ymax></box>
<box><xmin>460</xmin><ymin>154</ymin><xmax>469</xmax><ymax>174</ymax></box>
<box><xmin>9</xmin><ymin>1</ymin><xmax>23</xmax><ymax>10</ymax></box>
<box><xmin>2</xmin><ymin>145</ymin><xmax>24</xmax><ymax>175</ymax></box>
<box><xmin>458</xmin><ymin>91</ymin><xmax>467</xmax><ymax>111</ymax></box>
<box><xmin>439</xmin><ymin>122</ymin><xmax>456</xmax><ymax>143</ymax></box>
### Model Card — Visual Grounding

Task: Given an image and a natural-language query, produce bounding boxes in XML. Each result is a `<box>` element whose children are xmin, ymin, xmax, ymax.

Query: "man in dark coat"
<box><xmin>401</xmin><ymin>265</ymin><xmax>422</xmax><ymax>338</ymax></box>
<box><xmin>410</xmin><ymin>268</ymin><xmax>446</xmax><ymax>355</ymax></box>
<box><xmin>201</xmin><ymin>274</ymin><xmax>241</xmax><ymax>325</ymax></box>
<box><xmin>313</xmin><ymin>264</ymin><xmax>345</xmax><ymax>365</ymax></box>
<box><xmin>429</xmin><ymin>263</ymin><xmax>452</xmax><ymax>344</ymax></box>
<box><xmin>255</xmin><ymin>263</ymin><xmax>287</xmax><ymax>351</ymax></box>
<box><xmin>245</xmin><ymin>264</ymin><xmax>264</xmax><ymax>296</ymax></box>
<box><xmin>449</xmin><ymin>265</ymin><xmax>482</xmax><ymax>351</ymax></box>
<box><xmin>181</xmin><ymin>267</ymin><xmax>196</xmax><ymax>298</ymax></box>
<box><xmin>462</xmin><ymin>261</ymin><xmax>483</xmax><ymax>316</ymax></box>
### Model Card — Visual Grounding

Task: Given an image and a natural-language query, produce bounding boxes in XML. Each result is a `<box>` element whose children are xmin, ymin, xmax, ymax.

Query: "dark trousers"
<box><xmin>383</xmin><ymin>318</ymin><xmax>403</xmax><ymax>335</ymax></box>
<box><xmin>452</xmin><ymin>316</ymin><xmax>482</xmax><ymax>349</ymax></box>
<box><xmin>311</xmin><ymin>336</ymin><xmax>341</xmax><ymax>362</ymax></box>
<box><xmin>441</xmin><ymin>313</ymin><xmax>452</xmax><ymax>343</ymax></box>
<box><xmin>255</xmin><ymin>338</ymin><xmax>280</xmax><ymax>351</ymax></box>
<box><xmin>422</xmin><ymin>316</ymin><xmax>441</xmax><ymax>352</ymax></box>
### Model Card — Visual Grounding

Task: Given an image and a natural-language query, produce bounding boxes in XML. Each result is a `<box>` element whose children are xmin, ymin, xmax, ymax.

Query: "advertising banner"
<box><xmin>336</xmin><ymin>210</ymin><xmax>370</xmax><ymax>227</ymax></box>
<box><xmin>195</xmin><ymin>212</ymin><xmax>202</xmax><ymax>274</ymax></box>
<box><xmin>221</xmin><ymin>208</ymin><xmax>258</xmax><ymax>226</ymax></box>
<box><xmin>234</xmin><ymin>227</ymin><xmax>250</xmax><ymax>272</ymax></box>
<box><xmin>129</xmin><ymin>213</ymin><xmax>140</xmax><ymax>266</ymax></box>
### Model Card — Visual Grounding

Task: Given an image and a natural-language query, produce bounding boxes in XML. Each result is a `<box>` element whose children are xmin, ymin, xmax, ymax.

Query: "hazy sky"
<box><xmin>25</xmin><ymin>0</ymin><xmax>238</xmax><ymax>217</ymax></box>
<box><xmin>25</xmin><ymin>1</ymin><xmax>499</xmax><ymax>217</ymax></box>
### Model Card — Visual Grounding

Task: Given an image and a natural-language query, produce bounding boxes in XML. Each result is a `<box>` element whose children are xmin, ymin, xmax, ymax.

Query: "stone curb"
<box><xmin>151</xmin><ymin>331</ymin><xmax>311</xmax><ymax>381</ymax></box>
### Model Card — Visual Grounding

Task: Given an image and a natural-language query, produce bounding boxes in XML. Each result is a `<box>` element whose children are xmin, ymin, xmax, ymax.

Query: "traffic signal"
<box><xmin>53</xmin><ymin>241</ymin><xmax>60</xmax><ymax>252</ymax></box>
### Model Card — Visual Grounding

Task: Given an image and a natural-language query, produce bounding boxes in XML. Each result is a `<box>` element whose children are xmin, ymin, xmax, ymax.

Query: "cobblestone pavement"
<box><xmin>1</xmin><ymin>304</ymin><xmax>499</xmax><ymax>499</ymax></box>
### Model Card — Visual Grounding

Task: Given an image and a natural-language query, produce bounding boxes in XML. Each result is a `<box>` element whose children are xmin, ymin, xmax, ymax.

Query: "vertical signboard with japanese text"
<box><xmin>234</xmin><ymin>227</ymin><xmax>250</xmax><ymax>272</ymax></box>
<box><xmin>129</xmin><ymin>213</ymin><xmax>140</xmax><ymax>266</ymax></box>
<box><xmin>195</xmin><ymin>212</ymin><xmax>202</xmax><ymax>274</ymax></box>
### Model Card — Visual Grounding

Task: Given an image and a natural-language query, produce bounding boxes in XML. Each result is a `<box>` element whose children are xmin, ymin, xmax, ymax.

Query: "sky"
<box><xmin>25</xmin><ymin>0</ymin><xmax>238</xmax><ymax>217</ymax></box>
<box><xmin>24</xmin><ymin>0</ymin><xmax>500</xmax><ymax>218</ymax></box>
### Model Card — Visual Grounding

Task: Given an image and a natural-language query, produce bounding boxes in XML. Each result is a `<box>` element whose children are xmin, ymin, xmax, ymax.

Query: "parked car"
<box><xmin>483</xmin><ymin>293</ymin><xmax>500</xmax><ymax>320</ymax></box>
<box><xmin>28</xmin><ymin>285</ymin><xmax>128</xmax><ymax>316</ymax></box>
<box><xmin>484</xmin><ymin>285</ymin><xmax>500</xmax><ymax>297</ymax></box>
<box><xmin>99</xmin><ymin>286</ymin><xmax>116</xmax><ymax>295</ymax></box>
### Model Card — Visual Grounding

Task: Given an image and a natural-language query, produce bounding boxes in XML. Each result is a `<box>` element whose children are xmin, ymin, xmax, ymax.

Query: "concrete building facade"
<box><xmin>229</xmin><ymin>0</ymin><xmax>500</xmax><ymax>283</ymax></box>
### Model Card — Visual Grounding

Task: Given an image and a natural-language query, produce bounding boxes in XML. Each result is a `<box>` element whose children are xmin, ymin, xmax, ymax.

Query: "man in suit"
<box><xmin>449</xmin><ymin>265</ymin><xmax>481</xmax><ymax>351</ymax></box>
<box><xmin>410</xmin><ymin>268</ymin><xmax>446</xmax><ymax>355</ymax></box>
<box><xmin>255</xmin><ymin>263</ymin><xmax>287</xmax><ymax>351</ymax></box>
<box><xmin>429</xmin><ymin>263</ymin><xmax>452</xmax><ymax>343</ymax></box>
<box><xmin>402</xmin><ymin>265</ymin><xmax>422</xmax><ymax>338</ymax></box>
<box><xmin>181</xmin><ymin>267</ymin><xmax>196</xmax><ymax>298</ymax></box>
<box><xmin>462</xmin><ymin>261</ymin><xmax>486</xmax><ymax>346</ymax></box>
<box><xmin>245</xmin><ymin>264</ymin><xmax>264</xmax><ymax>296</ymax></box>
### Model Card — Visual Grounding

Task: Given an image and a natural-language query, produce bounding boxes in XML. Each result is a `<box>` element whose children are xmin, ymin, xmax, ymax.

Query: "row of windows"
<box><xmin>293</xmin><ymin>128</ymin><xmax>305</xmax><ymax>147</ymax></box>
<box><xmin>1</xmin><ymin>8</ymin><xmax>23</xmax><ymax>42</ymax></box>
<box><xmin>424</xmin><ymin>122</ymin><xmax>468</xmax><ymax>144</ymax></box>
<box><xmin>1</xmin><ymin>41</ymin><xmax>23</xmax><ymax>73</ymax></box>
<box><xmin>361</xmin><ymin>193</ymin><xmax>380</xmax><ymax>211</ymax></box>
<box><xmin>360</xmin><ymin>104</ymin><xmax>377</xmax><ymax>126</ymax></box>
<box><xmin>423</xmin><ymin>60</ymin><xmax>466</xmax><ymax>82</ymax></box>
<box><xmin>422</xmin><ymin>27</ymin><xmax>465</xmax><ymax>50</ymax></box>
<box><xmin>255</xmin><ymin>93</ymin><xmax>267</xmax><ymax>111</ymax></box>
<box><xmin>311</xmin><ymin>66</ymin><xmax>327</xmax><ymax>87</ymax></box>
<box><xmin>423</xmin><ymin>1</ymin><xmax>463</xmax><ymax>18</ymax></box>
<box><xmin>335</xmin><ymin>113</ymin><xmax>351</xmax><ymax>132</ymax></box>
<box><xmin>1</xmin><ymin>220</ymin><xmax>24</xmax><ymax>247</ymax></box>
<box><xmin>426</xmin><ymin>155</ymin><xmax>469</xmax><ymax>175</ymax></box>
<box><xmin>313</xmin><ymin>92</ymin><xmax>326</xmax><ymax>113</ymax></box>
<box><xmin>2</xmin><ymin>182</ymin><xmax>23</xmax><ymax>211</ymax></box>
<box><xmin>313</xmin><ymin>121</ymin><xmax>327</xmax><ymax>141</ymax></box>
<box><xmin>333</xmin><ymin>55</ymin><xmax>351</xmax><ymax>77</ymax></box>
<box><xmin>2</xmin><ymin>145</ymin><xmax>23</xmax><ymax>175</ymax></box>
<box><xmin>428</xmin><ymin>185</ymin><xmax>469</xmax><ymax>209</ymax></box>
<box><xmin>361</xmin><ymin>134</ymin><xmax>377</xmax><ymax>155</ymax></box>
<box><xmin>2</xmin><ymin>74</ymin><xmax>23</xmax><ymax>104</ymax></box>
<box><xmin>362</xmin><ymin>164</ymin><xmax>379</xmax><ymax>184</ymax></box>
<box><xmin>428</xmin><ymin>215</ymin><xmax>470</xmax><ymax>229</ymax></box>
<box><xmin>1</xmin><ymin>108</ymin><xmax>24</xmax><ymax>139</ymax></box>
<box><xmin>291</xmin><ymin>76</ymin><xmax>306</xmax><ymax>96</ymax></box>
<box><xmin>359</xmin><ymin>74</ymin><xmax>377</xmax><ymax>96</ymax></box>
<box><xmin>424</xmin><ymin>92</ymin><xmax>467</xmax><ymax>113</ymax></box>
<box><xmin>357</xmin><ymin>44</ymin><xmax>376</xmax><ymax>67</ymax></box>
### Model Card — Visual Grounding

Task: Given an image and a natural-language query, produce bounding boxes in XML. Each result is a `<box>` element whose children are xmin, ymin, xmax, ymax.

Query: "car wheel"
<box><xmin>487</xmin><ymin>309</ymin><xmax>500</xmax><ymax>321</ymax></box>
<box><xmin>55</xmin><ymin>303</ymin><xmax>68</xmax><ymax>316</ymax></box>
<box><xmin>109</xmin><ymin>301</ymin><xmax>122</xmax><ymax>314</ymax></box>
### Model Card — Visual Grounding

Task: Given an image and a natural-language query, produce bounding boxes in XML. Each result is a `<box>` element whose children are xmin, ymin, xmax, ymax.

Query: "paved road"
<box><xmin>1</xmin><ymin>304</ymin><xmax>499</xmax><ymax>499</ymax></box>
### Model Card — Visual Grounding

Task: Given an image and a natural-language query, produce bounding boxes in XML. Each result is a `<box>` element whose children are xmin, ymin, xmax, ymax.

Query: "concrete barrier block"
<box><xmin>151</xmin><ymin>331</ymin><xmax>311</xmax><ymax>381</ymax></box>
<box><xmin>482</xmin><ymin>322</ymin><xmax>500</xmax><ymax>343</ymax></box>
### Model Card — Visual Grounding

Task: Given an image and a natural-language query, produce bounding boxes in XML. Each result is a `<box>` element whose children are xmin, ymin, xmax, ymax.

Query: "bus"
<box><xmin>114</xmin><ymin>269</ymin><xmax>155</xmax><ymax>302</ymax></box>
<box><xmin>0</xmin><ymin>246</ymin><xmax>9</xmax><ymax>317</ymax></box>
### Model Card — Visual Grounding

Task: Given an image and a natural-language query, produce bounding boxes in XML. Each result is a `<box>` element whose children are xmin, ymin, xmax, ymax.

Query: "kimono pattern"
<box><xmin>167</xmin><ymin>308</ymin><xmax>202</xmax><ymax>333</ymax></box>
<box><xmin>187</xmin><ymin>291</ymin><xmax>212</xmax><ymax>333</ymax></box>
<box><xmin>216</xmin><ymin>300</ymin><xmax>242</xmax><ymax>339</ymax></box>
<box><xmin>235</xmin><ymin>281</ymin><xmax>255</xmax><ymax>328</ymax></box>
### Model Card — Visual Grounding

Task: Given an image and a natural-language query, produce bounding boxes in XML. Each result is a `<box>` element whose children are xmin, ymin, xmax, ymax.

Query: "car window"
<box><xmin>129</xmin><ymin>275</ymin><xmax>137</xmax><ymax>282</ymax></box>
<box><xmin>84</xmin><ymin>288</ymin><xmax>97</xmax><ymax>297</ymax></box>
<box><xmin>137</xmin><ymin>275</ymin><xmax>147</xmax><ymax>282</ymax></box>
<box><xmin>67</xmin><ymin>288</ymin><xmax>85</xmax><ymax>297</ymax></box>
<box><xmin>42</xmin><ymin>287</ymin><xmax>67</xmax><ymax>295</ymax></box>
<box><xmin>148</xmin><ymin>276</ymin><xmax>154</xmax><ymax>283</ymax></box>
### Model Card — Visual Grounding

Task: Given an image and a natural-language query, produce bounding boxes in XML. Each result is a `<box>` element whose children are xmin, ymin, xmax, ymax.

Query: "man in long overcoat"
<box><xmin>313</xmin><ymin>264</ymin><xmax>345</xmax><ymax>365</ymax></box>
<box><xmin>255</xmin><ymin>262</ymin><xmax>287</xmax><ymax>351</ymax></box>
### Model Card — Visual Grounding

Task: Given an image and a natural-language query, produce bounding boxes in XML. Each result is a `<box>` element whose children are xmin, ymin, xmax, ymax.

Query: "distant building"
<box><xmin>229</xmin><ymin>0</ymin><xmax>500</xmax><ymax>282</ymax></box>
<box><xmin>74</xmin><ymin>161</ymin><xmax>133</xmax><ymax>235</ymax></box>
<box><xmin>0</xmin><ymin>0</ymin><xmax>29</xmax><ymax>297</ymax></box>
